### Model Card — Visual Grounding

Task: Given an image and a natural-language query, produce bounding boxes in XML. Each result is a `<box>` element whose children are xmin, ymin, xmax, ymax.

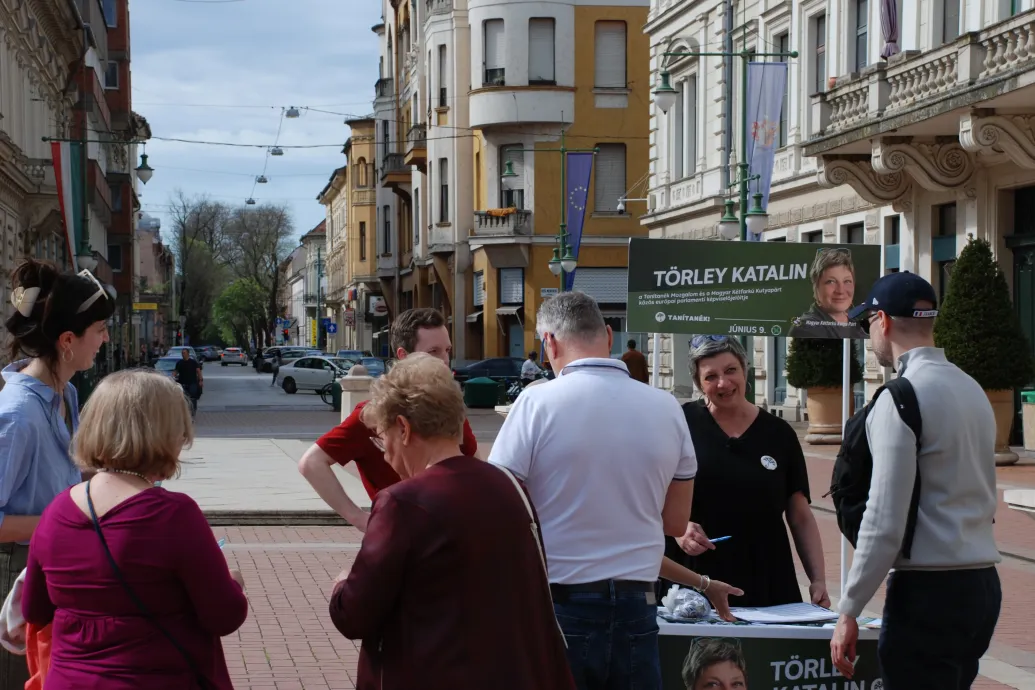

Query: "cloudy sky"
<box><xmin>130</xmin><ymin>0</ymin><xmax>382</xmax><ymax>241</ymax></box>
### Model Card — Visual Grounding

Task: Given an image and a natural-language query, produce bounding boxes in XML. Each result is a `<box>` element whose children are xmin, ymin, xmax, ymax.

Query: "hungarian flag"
<box><xmin>50</xmin><ymin>141</ymin><xmax>82</xmax><ymax>269</ymax></box>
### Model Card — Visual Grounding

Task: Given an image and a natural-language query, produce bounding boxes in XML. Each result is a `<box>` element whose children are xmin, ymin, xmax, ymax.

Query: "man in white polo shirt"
<box><xmin>490</xmin><ymin>291</ymin><xmax>696</xmax><ymax>690</ymax></box>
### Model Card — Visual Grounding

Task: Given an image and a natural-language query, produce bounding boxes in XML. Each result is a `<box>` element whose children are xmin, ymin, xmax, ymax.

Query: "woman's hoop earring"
<box><xmin>61</xmin><ymin>348</ymin><xmax>73</xmax><ymax>364</ymax></box>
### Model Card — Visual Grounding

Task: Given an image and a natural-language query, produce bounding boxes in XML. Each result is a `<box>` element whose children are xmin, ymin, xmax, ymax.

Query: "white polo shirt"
<box><xmin>489</xmin><ymin>357</ymin><xmax>696</xmax><ymax>584</ymax></box>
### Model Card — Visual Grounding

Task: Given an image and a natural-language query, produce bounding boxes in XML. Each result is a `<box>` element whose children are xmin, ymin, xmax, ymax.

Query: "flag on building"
<box><xmin>564</xmin><ymin>152</ymin><xmax>594</xmax><ymax>291</ymax></box>
<box><xmin>50</xmin><ymin>141</ymin><xmax>83</xmax><ymax>268</ymax></box>
<box><xmin>745</xmin><ymin>62</ymin><xmax>789</xmax><ymax>241</ymax></box>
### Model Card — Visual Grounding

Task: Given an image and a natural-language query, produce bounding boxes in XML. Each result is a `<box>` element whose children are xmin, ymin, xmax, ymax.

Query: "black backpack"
<box><xmin>828</xmin><ymin>377</ymin><xmax>923</xmax><ymax>559</ymax></box>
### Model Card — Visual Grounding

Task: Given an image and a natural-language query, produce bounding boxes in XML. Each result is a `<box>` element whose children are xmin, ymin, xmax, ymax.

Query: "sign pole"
<box><xmin>651</xmin><ymin>332</ymin><xmax>661</xmax><ymax>388</ymax></box>
<box><xmin>840</xmin><ymin>338</ymin><xmax>851</xmax><ymax>602</ymax></box>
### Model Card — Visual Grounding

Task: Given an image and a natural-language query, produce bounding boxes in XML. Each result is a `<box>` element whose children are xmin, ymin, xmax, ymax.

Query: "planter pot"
<box><xmin>804</xmin><ymin>386</ymin><xmax>854</xmax><ymax>445</ymax></box>
<box><xmin>985</xmin><ymin>389</ymin><xmax>1019</xmax><ymax>466</ymax></box>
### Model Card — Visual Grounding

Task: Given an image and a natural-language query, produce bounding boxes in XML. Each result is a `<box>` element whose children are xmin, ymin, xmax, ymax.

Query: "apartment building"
<box><xmin>369</xmin><ymin>0</ymin><xmax>651</xmax><ymax>362</ymax></box>
<box><xmin>342</xmin><ymin>119</ymin><xmax>382</xmax><ymax>354</ymax></box>
<box><xmin>134</xmin><ymin>211</ymin><xmax>174</xmax><ymax>349</ymax></box>
<box><xmin>644</xmin><ymin>0</ymin><xmax>1035</xmax><ymax>420</ymax></box>
<box><xmin>318</xmin><ymin>166</ymin><xmax>347</xmax><ymax>351</ymax></box>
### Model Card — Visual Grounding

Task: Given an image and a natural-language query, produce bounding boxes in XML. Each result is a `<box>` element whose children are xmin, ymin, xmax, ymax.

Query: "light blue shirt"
<box><xmin>0</xmin><ymin>360</ymin><xmax>83</xmax><ymax>543</ymax></box>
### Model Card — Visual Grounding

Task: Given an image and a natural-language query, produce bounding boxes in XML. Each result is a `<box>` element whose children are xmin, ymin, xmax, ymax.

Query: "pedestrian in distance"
<box><xmin>520</xmin><ymin>350</ymin><xmax>541</xmax><ymax>388</ymax></box>
<box><xmin>0</xmin><ymin>258</ymin><xmax>115</xmax><ymax>690</ymax></box>
<box><xmin>172</xmin><ymin>349</ymin><xmax>202</xmax><ymax>419</ymax></box>
<box><xmin>831</xmin><ymin>271</ymin><xmax>1002</xmax><ymax>690</ymax></box>
<box><xmin>270</xmin><ymin>349</ymin><xmax>282</xmax><ymax>387</ymax></box>
<box><xmin>298</xmin><ymin>308</ymin><xmax>482</xmax><ymax>532</ymax></box>
<box><xmin>621</xmin><ymin>338</ymin><xmax>650</xmax><ymax>383</ymax></box>
<box><xmin>490</xmin><ymin>291</ymin><xmax>698</xmax><ymax>690</ymax></box>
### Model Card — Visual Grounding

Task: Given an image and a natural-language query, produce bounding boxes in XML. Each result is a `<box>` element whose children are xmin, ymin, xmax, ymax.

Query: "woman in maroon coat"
<box><xmin>328</xmin><ymin>354</ymin><xmax>574</xmax><ymax>690</ymax></box>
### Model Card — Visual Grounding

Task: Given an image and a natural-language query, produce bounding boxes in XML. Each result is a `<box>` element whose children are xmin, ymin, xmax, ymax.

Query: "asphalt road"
<box><xmin>197</xmin><ymin>360</ymin><xmax>328</xmax><ymax>412</ymax></box>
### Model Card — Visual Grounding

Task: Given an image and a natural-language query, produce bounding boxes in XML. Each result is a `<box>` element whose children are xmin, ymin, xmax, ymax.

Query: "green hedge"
<box><xmin>786</xmin><ymin>337</ymin><xmax>863</xmax><ymax>390</ymax></box>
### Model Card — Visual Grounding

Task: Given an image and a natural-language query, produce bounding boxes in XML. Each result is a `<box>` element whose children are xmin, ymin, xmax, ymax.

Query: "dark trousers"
<box><xmin>879</xmin><ymin>567</ymin><xmax>1001</xmax><ymax>690</ymax></box>
<box><xmin>0</xmin><ymin>544</ymin><xmax>30</xmax><ymax>690</ymax></box>
<box><xmin>553</xmin><ymin>583</ymin><xmax>660</xmax><ymax>690</ymax></box>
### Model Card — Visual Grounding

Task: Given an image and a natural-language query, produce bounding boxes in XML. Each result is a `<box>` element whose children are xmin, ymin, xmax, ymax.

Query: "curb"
<box><xmin>198</xmin><ymin>405</ymin><xmax>337</xmax><ymax>413</ymax></box>
<box><xmin>203</xmin><ymin>510</ymin><xmax>360</xmax><ymax>527</ymax></box>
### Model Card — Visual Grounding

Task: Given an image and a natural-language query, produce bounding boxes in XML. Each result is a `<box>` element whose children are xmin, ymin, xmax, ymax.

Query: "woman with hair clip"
<box><xmin>0</xmin><ymin>259</ymin><xmax>114</xmax><ymax>689</ymax></box>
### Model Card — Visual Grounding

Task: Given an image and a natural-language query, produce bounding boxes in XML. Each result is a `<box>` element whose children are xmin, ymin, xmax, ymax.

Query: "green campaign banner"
<box><xmin>627</xmin><ymin>239</ymin><xmax>882</xmax><ymax>339</ymax></box>
<box><xmin>659</xmin><ymin>633</ymin><xmax>882</xmax><ymax>690</ymax></box>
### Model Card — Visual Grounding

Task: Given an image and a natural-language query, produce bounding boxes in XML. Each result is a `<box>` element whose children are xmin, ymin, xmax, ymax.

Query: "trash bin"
<box><xmin>1023</xmin><ymin>390</ymin><xmax>1035</xmax><ymax>451</ymax></box>
<box><xmin>331</xmin><ymin>380</ymin><xmax>343</xmax><ymax>413</ymax></box>
<box><xmin>464</xmin><ymin>377</ymin><xmax>501</xmax><ymax>409</ymax></box>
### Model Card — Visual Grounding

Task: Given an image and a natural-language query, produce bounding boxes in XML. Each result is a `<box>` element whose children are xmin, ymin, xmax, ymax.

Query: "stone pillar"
<box><xmin>340</xmin><ymin>370</ymin><xmax>373</xmax><ymax>423</ymax></box>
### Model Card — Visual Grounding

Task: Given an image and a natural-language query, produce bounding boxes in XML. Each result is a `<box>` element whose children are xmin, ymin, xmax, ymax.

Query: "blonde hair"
<box><xmin>360</xmin><ymin>353</ymin><xmax>464</xmax><ymax>441</ymax></box>
<box><xmin>73</xmin><ymin>369</ymin><xmax>194</xmax><ymax>479</ymax></box>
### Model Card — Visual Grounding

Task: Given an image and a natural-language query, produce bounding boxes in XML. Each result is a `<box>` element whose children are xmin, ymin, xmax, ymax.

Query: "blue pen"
<box><xmin>217</xmin><ymin>538</ymin><xmax>226</xmax><ymax>549</ymax></box>
<box><xmin>709</xmin><ymin>536</ymin><xmax>732</xmax><ymax>544</ymax></box>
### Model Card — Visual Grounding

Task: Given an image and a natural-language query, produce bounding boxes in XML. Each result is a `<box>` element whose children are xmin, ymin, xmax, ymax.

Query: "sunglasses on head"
<box><xmin>691</xmin><ymin>335</ymin><xmax>729</xmax><ymax>348</ymax></box>
<box><xmin>76</xmin><ymin>269</ymin><xmax>115</xmax><ymax>315</ymax></box>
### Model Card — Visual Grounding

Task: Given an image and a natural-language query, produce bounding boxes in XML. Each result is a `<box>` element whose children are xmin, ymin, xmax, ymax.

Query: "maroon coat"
<box><xmin>329</xmin><ymin>456</ymin><xmax>575</xmax><ymax>690</ymax></box>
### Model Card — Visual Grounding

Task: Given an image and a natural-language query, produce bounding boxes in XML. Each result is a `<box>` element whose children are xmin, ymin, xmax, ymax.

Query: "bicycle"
<box><xmin>319</xmin><ymin>383</ymin><xmax>335</xmax><ymax>406</ymax></box>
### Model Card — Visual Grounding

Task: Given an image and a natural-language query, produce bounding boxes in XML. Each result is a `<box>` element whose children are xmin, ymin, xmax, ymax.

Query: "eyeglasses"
<box><xmin>691</xmin><ymin>335</ymin><xmax>729</xmax><ymax>348</ymax></box>
<box><xmin>76</xmin><ymin>269</ymin><xmax>115</xmax><ymax>314</ymax></box>
<box><xmin>370</xmin><ymin>435</ymin><xmax>386</xmax><ymax>452</ymax></box>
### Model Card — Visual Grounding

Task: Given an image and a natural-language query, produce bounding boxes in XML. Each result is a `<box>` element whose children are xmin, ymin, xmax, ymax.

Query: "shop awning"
<box><xmin>495</xmin><ymin>305</ymin><xmax>523</xmax><ymax>328</ymax></box>
<box><xmin>466</xmin><ymin>311</ymin><xmax>483</xmax><ymax>323</ymax></box>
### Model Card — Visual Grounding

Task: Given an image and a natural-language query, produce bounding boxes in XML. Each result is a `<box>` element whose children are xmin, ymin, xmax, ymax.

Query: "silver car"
<box><xmin>276</xmin><ymin>356</ymin><xmax>353</xmax><ymax>394</ymax></box>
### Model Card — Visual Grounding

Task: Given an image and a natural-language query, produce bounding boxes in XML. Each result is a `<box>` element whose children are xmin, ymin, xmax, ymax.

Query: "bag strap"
<box><xmin>492</xmin><ymin>465</ymin><xmax>567</xmax><ymax>648</ymax></box>
<box><xmin>85</xmin><ymin>480</ymin><xmax>210</xmax><ymax>688</ymax></box>
<box><xmin>881</xmin><ymin>377</ymin><xmax>924</xmax><ymax>560</ymax></box>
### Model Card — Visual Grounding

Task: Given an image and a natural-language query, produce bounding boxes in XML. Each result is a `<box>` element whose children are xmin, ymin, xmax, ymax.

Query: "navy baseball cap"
<box><xmin>848</xmin><ymin>271</ymin><xmax>939</xmax><ymax>322</ymax></box>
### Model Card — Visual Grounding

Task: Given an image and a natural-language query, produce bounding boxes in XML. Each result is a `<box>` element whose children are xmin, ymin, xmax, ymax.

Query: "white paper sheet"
<box><xmin>729</xmin><ymin>603</ymin><xmax>839</xmax><ymax>625</ymax></box>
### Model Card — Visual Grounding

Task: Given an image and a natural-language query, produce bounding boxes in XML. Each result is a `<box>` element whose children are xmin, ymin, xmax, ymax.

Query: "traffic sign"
<box><xmin>326</xmin><ymin>323</ymin><xmax>338</xmax><ymax>334</ymax></box>
<box><xmin>321</xmin><ymin>317</ymin><xmax>332</xmax><ymax>326</ymax></box>
<box><xmin>133</xmin><ymin>302</ymin><xmax>158</xmax><ymax>311</ymax></box>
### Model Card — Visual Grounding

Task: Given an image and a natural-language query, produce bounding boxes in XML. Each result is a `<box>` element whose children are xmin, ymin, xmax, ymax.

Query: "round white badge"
<box><xmin>760</xmin><ymin>455</ymin><xmax>778</xmax><ymax>471</ymax></box>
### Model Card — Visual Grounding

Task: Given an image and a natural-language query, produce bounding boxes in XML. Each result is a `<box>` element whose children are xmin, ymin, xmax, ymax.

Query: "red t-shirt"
<box><xmin>315</xmin><ymin>400</ymin><xmax>479</xmax><ymax>499</ymax></box>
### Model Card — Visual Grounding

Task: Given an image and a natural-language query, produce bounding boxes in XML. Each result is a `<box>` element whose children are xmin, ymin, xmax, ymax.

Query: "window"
<box><xmin>594</xmin><ymin>21</ymin><xmax>627</xmax><ymax>89</ymax></box>
<box><xmin>528</xmin><ymin>18</ymin><xmax>556</xmax><ymax>84</ymax></box>
<box><xmin>356</xmin><ymin>158</ymin><xmax>368</xmax><ymax>187</ymax></box>
<box><xmin>104</xmin><ymin>61</ymin><xmax>118</xmax><ymax>90</ymax></box>
<box><xmin>499</xmin><ymin>268</ymin><xmax>524</xmax><ymax>304</ymax></box>
<box><xmin>500</xmin><ymin>145</ymin><xmax>525</xmax><ymax>209</ymax></box>
<box><xmin>936</xmin><ymin>202</ymin><xmax>957</xmax><ymax>236</ymax></box>
<box><xmin>382</xmin><ymin>121</ymin><xmax>390</xmax><ymax>161</ymax></box>
<box><xmin>777</xmin><ymin>33</ymin><xmax>789</xmax><ymax>148</ymax></box>
<box><xmin>414</xmin><ymin>194</ymin><xmax>420</xmax><ymax>246</ymax></box>
<box><xmin>110</xmin><ymin>184</ymin><xmax>123</xmax><ymax>212</ymax></box>
<box><xmin>382</xmin><ymin>205</ymin><xmax>392</xmax><ymax>254</ymax></box>
<box><xmin>671</xmin><ymin>76</ymin><xmax>698</xmax><ymax>179</ymax></box>
<box><xmin>888</xmin><ymin>215</ymin><xmax>900</xmax><ymax>245</ymax></box>
<box><xmin>814</xmin><ymin>14</ymin><xmax>827</xmax><ymax>93</ymax></box>
<box><xmin>473</xmin><ymin>271</ymin><xmax>485</xmax><ymax>306</ymax></box>
<box><xmin>484</xmin><ymin>19</ymin><xmax>505</xmax><ymax>85</ymax></box>
<box><xmin>854</xmin><ymin>0</ymin><xmax>868</xmax><ymax>73</ymax></box>
<box><xmin>594</xmin><ymin>143</ymin><xmax>626</xmax><ymax>214</ymax></box>
<box><xmin>359</xmin><ymin>222</ymin><xmax>367</xmax><ymax>261</ymax></box>
<box><xmin>943</xmin><ymin>0</ymin><xmax>961</xmax><ymax>43</ymax></box>
<box><xmin>438</xmin><ymin>45</ymin><xmax>448</xmax><ymax>107</ymax></box>
<box><xmin>439</xmin><ymin>158</ymin><xmax>449</xmax><ymax>222</ymax></box>
<box><xmin>803</xmin><ymin>230</ymin><xmax>822</xmax><ymax>243</ymax></box>
<box><xmin>108</xmin><ymin>244</ymin><xmax>122</xmax><ymax>272</ymax></box>
<box><xmin>672</xmin><ymin>81</ymin><xmax>684</xmax><ymax>179</ymax></box>
<box><xmin>846</xmin><ymin>222</ymin><xmax>865</xmax><ymax>244</ymax></box>
<box><xmin>102</xmin><ymin>0</ymin><xmax>117</xmax><ymax>26</ymax></box>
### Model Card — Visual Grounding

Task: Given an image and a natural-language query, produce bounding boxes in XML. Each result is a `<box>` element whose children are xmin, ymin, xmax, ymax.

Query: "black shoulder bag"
<box><xmin>86</xmin><ymin>479</ymin><xmax>211</xmax><ymax>689</ymax></box>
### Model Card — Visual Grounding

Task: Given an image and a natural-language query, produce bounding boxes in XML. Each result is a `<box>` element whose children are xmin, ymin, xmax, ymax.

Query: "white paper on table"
<box><xmin>729</xmin><ymin>603</ymin><xmax>839</xmax><ymax>625</ymax></box>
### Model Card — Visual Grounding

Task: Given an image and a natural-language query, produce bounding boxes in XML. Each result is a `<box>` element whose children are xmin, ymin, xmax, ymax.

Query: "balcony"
<box><xmin>806</xmin><ymin>10</ymin><xmax>1035</xmax><ymax>158</ymax></box>
<box><xmin>381</xmin><ymin>153</ymin><xmax>410</xmax><ymax>189</ymax></box>
<box><xmin>429</xmin><ymin>225</ymin><xmax>453</xmax><ymax>253</ymax></box>
<box><xmin>404</xmin><ymin>124</ymin><xmax>427</xmax><ymax>171</ymax></box>
<box><xmin>352</xmin><ymin>188</ymin><xmax>376</xmax><ymax>206</ymax></box>
<box><xmin>375</xmin><ymin>78</ymin><xmax>394</xmax><ymax>100</ymax></box>
<box><xmin>473</xmin><ymin>209</ymin><xmax>532</xmax><ymax>237</ymax></box>
<box><xmin>87</xmin><ymin>160</ymin><xmax>113</xmax><ymax>229</ymax></box>
<box><xmin>426</xmin><ymin>0</ymin><xmax>451</xmax><ymax>15</ymax></box>
<box><xmin>469</xmin><ymin>82</ymin><xmax>575</xmax><ymax>130</ymax></box>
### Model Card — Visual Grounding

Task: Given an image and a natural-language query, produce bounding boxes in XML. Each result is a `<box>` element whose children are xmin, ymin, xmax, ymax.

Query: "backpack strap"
<box><xmin>882</xmin><ymin>377</ymin><xmax>923</xmax><ymax>560</ymax></box>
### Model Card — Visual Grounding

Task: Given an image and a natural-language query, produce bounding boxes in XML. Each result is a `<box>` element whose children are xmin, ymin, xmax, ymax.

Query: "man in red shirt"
<box><xmin>297</xmin><ymin>308</ymin><xmax>479</xmax><ymax>531</ymax></box>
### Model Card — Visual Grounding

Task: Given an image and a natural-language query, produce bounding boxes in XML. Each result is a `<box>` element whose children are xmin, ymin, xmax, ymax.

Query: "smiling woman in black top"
<box><xmin>662</xmin><ymin>335</ymin><xmax>830</xmax><ymax>609</ymax></box>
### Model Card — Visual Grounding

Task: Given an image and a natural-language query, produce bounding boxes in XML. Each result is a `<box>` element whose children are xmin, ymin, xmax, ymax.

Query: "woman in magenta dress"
<box><xmin>22</xmin><ymin>369</ymin><xmax>249</xmax><ymax>689</ymax></box>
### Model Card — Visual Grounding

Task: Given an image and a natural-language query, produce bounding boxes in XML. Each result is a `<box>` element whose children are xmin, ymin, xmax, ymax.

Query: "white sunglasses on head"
<box><xmin>76</xmin><ymin>269</ymin><xmax>114</xmax><ymax>314</ymax></box>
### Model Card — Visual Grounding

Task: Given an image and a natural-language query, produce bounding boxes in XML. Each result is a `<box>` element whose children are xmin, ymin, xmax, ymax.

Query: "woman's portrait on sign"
<box><xmin>788</xmin><ymin>247</ymin><xmax>868</xmax><ymax>339</ymax></box>
<box><xmin>681</xmin><ymin>637</ymin><xmax>749</xmax><ymax>690</ymax></box>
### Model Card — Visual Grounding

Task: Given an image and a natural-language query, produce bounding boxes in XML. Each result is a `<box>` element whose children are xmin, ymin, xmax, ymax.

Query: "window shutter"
<box><xmin>473</xmin><ymin>272</ymin><xmax>485</xmax><ymax>306</ymax></box>
<box><xmin>484</xmin><ymin>20</ymin><xmax>504</xmax><ymax>69</ymax></box>
<box><xmin>671</xmin><ymin>82</ymin><xmax>683</xmax><ymax>179</ymax></box>
<box><xmin>499</xmin><ymin>268</ymin><xmax>524</xmax><ymax>304</ymax></box>
<box><xmin>686</xmin><ymin>75</ymin><xmax>697</xmax><ymax>174</ymax></box>
<box><xmin>594</xmin><ymin>144</ymin><xmax>626</xmax><ymax>213</ymax></box>
<box><xmin>528</xmin><ymin>19</ymin><xmax>555</xmax><ymax>82</ymax></box>
<box><xmin>594</xmin><ymin>22</ymin><xmax>627</xmax><ymax>88</ymax></box>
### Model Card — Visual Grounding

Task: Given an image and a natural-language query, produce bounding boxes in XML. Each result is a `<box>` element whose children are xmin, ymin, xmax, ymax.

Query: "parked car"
<box><xmin>165</xmin><ymin>346</ymin><xmax>203</xmax><ymax>369</ymax></box>
<box><xmin>260</xmin><ymin>346</ymin><xmax>308</xmax><ymax>372</ymax></box>
<box><xmin>336</xmin><ymin>349</ymin><xmax>373</xmax><ymax>360</ymax></box>
<box><xmin>221</xmin><ymin>347</ymin><xmax>248</xmax><ymax>366</ymax></box>
<box><xmin>197</xmin><ymin>345</ymin><xmax>222</xmax><ymax>362</ymax></box>
<box><xmin>276</xmin><ymin>356</ymin><xmax>354</xmax><ymax>394</ymax></box>
<box><xmin>153</xmin><ymin>356</ymin><xmax>180</xmax><ymax>379</ymax></box>
<box><xmin>359</xmin><ymin>357</ymin><xmax>386</xmax><ymax>378</ymax></box>
<box><xmin>451</xmin><ymin>357</ymin><xmax>525</xmax><ymax>385</ymax></box>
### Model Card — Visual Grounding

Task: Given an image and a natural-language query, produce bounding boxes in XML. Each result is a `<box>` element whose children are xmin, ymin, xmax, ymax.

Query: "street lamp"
<box><xmin>744</xmin><ymin>192</ymin><xmax>769</xmax><ymax>236</ymax></box>
<box><xmin>502</xmin><ymin>160</ymin><xmax>517</xmax><ymax>178</ymax></box>
<box><xmin>135</xmin><ymin>145</ymin><xmax>154</xmax><ymax>184</ymax></box>
<box><xmin>285</xmin><ymin>106</ymin><xmax>301</xmax><ymax>119</ymax></box>
<box><xmin>652</xmin><ymin>72</ymin><xmax>679</xmax><ymax>115</ymax></box>
<box><xmin>717</xmin><ymin>200</ymin><xmax>740</xmax><ymax>241</ymax></box>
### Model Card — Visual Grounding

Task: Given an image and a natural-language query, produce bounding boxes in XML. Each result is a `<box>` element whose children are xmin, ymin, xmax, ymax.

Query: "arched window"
<box><xmin>356</xmin><ymin>158</ymin><xmax>368</xmax><ymax>187</ymax></box>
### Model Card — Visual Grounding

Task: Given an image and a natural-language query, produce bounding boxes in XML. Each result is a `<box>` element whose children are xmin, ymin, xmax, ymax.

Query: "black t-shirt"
<box><xmin>662</xmin><ymin>400</ymin><xmax>811</xmax><ymax>607</ymax></box>
<box><xmin>175</xmin><ymin>358</ymin><xmax>200</xmax><ymax>387</ymax></box>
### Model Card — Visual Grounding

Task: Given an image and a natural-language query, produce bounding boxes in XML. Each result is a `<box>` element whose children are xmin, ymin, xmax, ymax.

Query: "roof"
<box><xmin>316</xmin><ymin>166</ymin><xmax>347</xmax><ymax>202</ymax></box>
<box><xmin>301</xmin><ymin>220</ymin><xmax>326</xmax><ymax>241</ymax></box>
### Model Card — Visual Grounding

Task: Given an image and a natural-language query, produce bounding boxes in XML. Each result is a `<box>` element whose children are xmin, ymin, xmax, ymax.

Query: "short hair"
<box><xmin>627</xmin><ymin>338</ymin><xmax>637</xmax><ymax>349</ymax></box>
<box><xmin>360</xmin><ymin>353</ymin><xmax>465</xmax><ymax>441</ymax></box>
<box><xmin>535</xmin><ymin>291</ymin><xmax>606</xmax><ymax>343</ymax></box>
<box><xmin>390</xmin><ymin>308</ymin><xmax>446</xmax><ymax>354</ymax></box>
<box><xmin>528</xmin><ymin>350</ymin><xmax>537</xmax><ymax>358</ymax></box>
<box><xmin>74</xmin><ymin>369</ymin><xmax>194</xmax><ymax>479</ymax></box>
<box><xmin>810</xmin><ymin>248</ymin><xmax>856</xmax><ymax>299</ymax></box>
<box><xmin>681</xmin><ymin>638</ymin><xmax>747</xmax><ymax>689</ymax></box>
<box><xmin>688</xmin><ymin>336</ymin><xmax>749</xmax><ymax>390</ymax></box>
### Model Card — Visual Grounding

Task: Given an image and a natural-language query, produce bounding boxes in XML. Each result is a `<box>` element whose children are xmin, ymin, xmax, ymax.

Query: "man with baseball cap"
<box><xmin>830</xmin><ymin>271</ymin><xmax>1001</xmax><ymax>690</ymax></box>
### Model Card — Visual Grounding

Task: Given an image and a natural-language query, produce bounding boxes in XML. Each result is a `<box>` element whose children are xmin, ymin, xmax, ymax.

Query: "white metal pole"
<box><xmin>840</xmin><ymin>338</ymin><xmax>851</xmax><ymax>603</ymax></box>
<box><xmin>651</xmin><ymin>332</ymin><xmax>661</xmax><ymax>388</ymax></box>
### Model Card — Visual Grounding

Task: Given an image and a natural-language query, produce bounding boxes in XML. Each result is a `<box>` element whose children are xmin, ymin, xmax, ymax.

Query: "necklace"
<box><xmin>99</xmin><ymin>468</ymin><xmax>155</xmax><ymax>485</ymax></box>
